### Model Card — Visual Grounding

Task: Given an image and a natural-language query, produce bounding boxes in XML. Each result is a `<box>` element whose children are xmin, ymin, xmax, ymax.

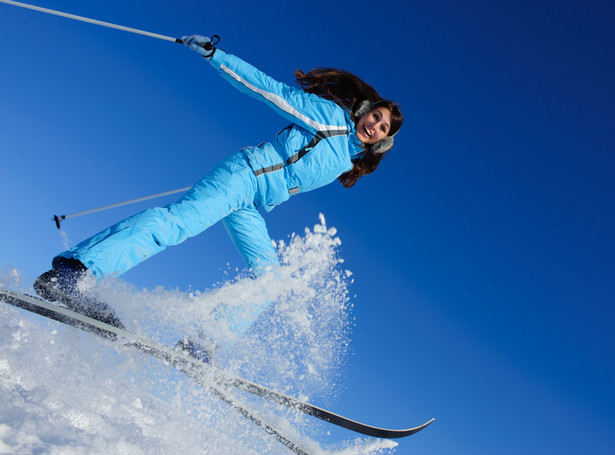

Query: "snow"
<box><xmin>0</xmin><ymin>217</ymin><xmax>398</xmax><ymax>454</ymax></box>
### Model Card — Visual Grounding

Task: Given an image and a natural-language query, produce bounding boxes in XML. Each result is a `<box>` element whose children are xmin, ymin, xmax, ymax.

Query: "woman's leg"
<box><xmin>223</xmin><ymin>206</ymin><xmax>280</xmax><ymax>276</ymax></box>
<box><xmin>217</xmin><ymin>207</ymin><xmax>280</xmax><ymax>341</ymax></box>
<box><xmin>56</xmin><ymin>152</ymin><xmax>258</xmax><ymax>279</ymax></box>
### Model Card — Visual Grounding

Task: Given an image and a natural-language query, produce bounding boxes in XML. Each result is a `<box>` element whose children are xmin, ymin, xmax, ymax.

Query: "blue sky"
<box><xmin>1</xmin><ymin>0</ymin><xmax>614</xmax><ymax>453</ymax></box>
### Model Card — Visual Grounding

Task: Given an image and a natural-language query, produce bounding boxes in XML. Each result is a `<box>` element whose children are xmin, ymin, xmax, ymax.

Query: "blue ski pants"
<box><xmin>55</xmin><ymin>152</ymin><xmax>279</xmax><ymax>341</ymax></box>
<box><xmin>56</xmin><ymin>151</ymin><xmax>279</xmax><ymax>281</ymax></box>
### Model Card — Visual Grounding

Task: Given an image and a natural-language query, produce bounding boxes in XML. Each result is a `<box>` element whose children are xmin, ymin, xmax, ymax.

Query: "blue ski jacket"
<box><xmin>57</xmin><ymin>49</ymin><xmax>365</xmax><ymax>281</ymax></box>
<box><xmin>209</xmin><ymin>49</ymin><xmax>365</xmax><ymax>210</ymax></box>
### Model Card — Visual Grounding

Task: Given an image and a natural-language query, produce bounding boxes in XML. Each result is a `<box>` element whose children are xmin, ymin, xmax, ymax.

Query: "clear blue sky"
<box><xmin>1</xmin><ymin>1</ymin><xmax>614</xmax><ymax>453</ymax></box>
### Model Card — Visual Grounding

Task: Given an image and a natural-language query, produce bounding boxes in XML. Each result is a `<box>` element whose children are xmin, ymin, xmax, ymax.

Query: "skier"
<box><xmin>34</xmin><ymin>35</ymin><xmax>403</xmax><ymax>358</ymax></box>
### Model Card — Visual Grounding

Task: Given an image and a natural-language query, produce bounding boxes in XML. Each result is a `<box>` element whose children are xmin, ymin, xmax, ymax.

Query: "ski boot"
<box><xmin>33</xmin><ymin>257</ymin><xmax>125</xmax><ymax>329</ymax></box>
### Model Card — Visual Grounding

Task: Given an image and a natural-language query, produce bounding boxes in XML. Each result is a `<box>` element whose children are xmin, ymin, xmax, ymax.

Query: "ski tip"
<box><xmin>396</xmin><ymin>417</ymin><xmax>435</xmax><ymax>438</ymax></box>
<box><xmin>367</xmin><ymin>416</ymin><xmax>435</xmax><ymax>439</ymax></box>
<box><xmin>413</xmin><ymin>417</ymin><xmax>435</xmax><ymax>432</ymax></box>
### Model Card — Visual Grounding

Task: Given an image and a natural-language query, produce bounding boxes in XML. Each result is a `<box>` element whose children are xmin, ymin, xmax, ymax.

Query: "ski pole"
<box><xmin>53</xmin><ymin>186</ymin><xmax>191</xmax><ymax>229</ymax></box>
<box><xmin>0</xmin><ymin>0</ymin><xmax>181</xmax><ymax>43</ymax></box>
<box><xmin>0</xmin><ymin>1</ymin><xmax>211</xmax><ymax>228</ymax></box>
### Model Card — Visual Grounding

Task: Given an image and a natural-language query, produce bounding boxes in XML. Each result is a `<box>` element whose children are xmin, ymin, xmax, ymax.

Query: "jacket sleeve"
<box><xmin>209</xmin><ymin>49</ymin><xmax>348</xmax><ymax>135</ymax></box>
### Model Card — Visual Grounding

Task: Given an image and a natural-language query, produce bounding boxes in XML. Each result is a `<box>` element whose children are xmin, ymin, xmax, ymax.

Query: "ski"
<box><xmin>1</xmin><ymin>288</ymin><xmax>434</xmax><ymax>441</ymax></box>
<box><xmin>0</xmin><ymin>288</ymin><xmax>310</xmax><ymax>454</ymax></box>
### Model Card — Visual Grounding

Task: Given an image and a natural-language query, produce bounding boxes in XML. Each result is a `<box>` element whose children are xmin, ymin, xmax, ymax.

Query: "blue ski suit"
<box><xmin>55</xmin><ymin>49</ymin><xmax>365</xmax><ymax>334</ymax></box>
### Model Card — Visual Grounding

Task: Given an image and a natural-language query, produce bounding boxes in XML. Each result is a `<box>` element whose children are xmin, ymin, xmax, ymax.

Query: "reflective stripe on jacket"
<box><xmin>209</xmin><ymin>50</ymin><xmax>365</xmax><ymax>211</ymax></box>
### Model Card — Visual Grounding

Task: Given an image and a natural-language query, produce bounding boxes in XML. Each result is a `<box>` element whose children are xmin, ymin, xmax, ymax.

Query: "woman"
<box><xmin>34</xmin><ymin>35</ymin><xmax>403</xmax><ymax>341</ymax></box>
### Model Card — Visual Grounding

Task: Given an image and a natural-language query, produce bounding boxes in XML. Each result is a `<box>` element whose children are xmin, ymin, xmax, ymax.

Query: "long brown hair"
<box><xmin>294</xmin><ymin>68</ymin><xmax>403</xmax><ymax>188</ymax></box>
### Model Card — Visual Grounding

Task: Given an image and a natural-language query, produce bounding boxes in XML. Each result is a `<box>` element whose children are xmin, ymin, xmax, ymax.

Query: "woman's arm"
<box><xmin>209</xmin><ymin>49</ymin><xmax>348</xmax><ymax>135</ymax></box>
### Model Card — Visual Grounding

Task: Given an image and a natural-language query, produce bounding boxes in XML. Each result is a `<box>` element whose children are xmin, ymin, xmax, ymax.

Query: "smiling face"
<box><xmin>355</xmin><ymin>107</ymin><xmax>392</xmax><ymax>144</ymax></box>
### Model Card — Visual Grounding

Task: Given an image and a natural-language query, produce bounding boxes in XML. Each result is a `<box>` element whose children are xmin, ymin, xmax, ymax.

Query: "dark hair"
<box><xmin>294</xmin><ymin>68</ymin><xmax>403</xmax><ymax>188</ymax></box>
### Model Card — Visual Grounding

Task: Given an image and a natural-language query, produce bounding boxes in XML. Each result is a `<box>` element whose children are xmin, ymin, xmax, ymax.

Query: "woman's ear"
<box><xmin>370</xmin><ymin>136</ymin><xmax>394</xmax><ymax>154</ymax></box>
<box><xmin>354</xmin><ymin>100</ymin><xmax>374</xmax><ymax>119</ymax></box>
